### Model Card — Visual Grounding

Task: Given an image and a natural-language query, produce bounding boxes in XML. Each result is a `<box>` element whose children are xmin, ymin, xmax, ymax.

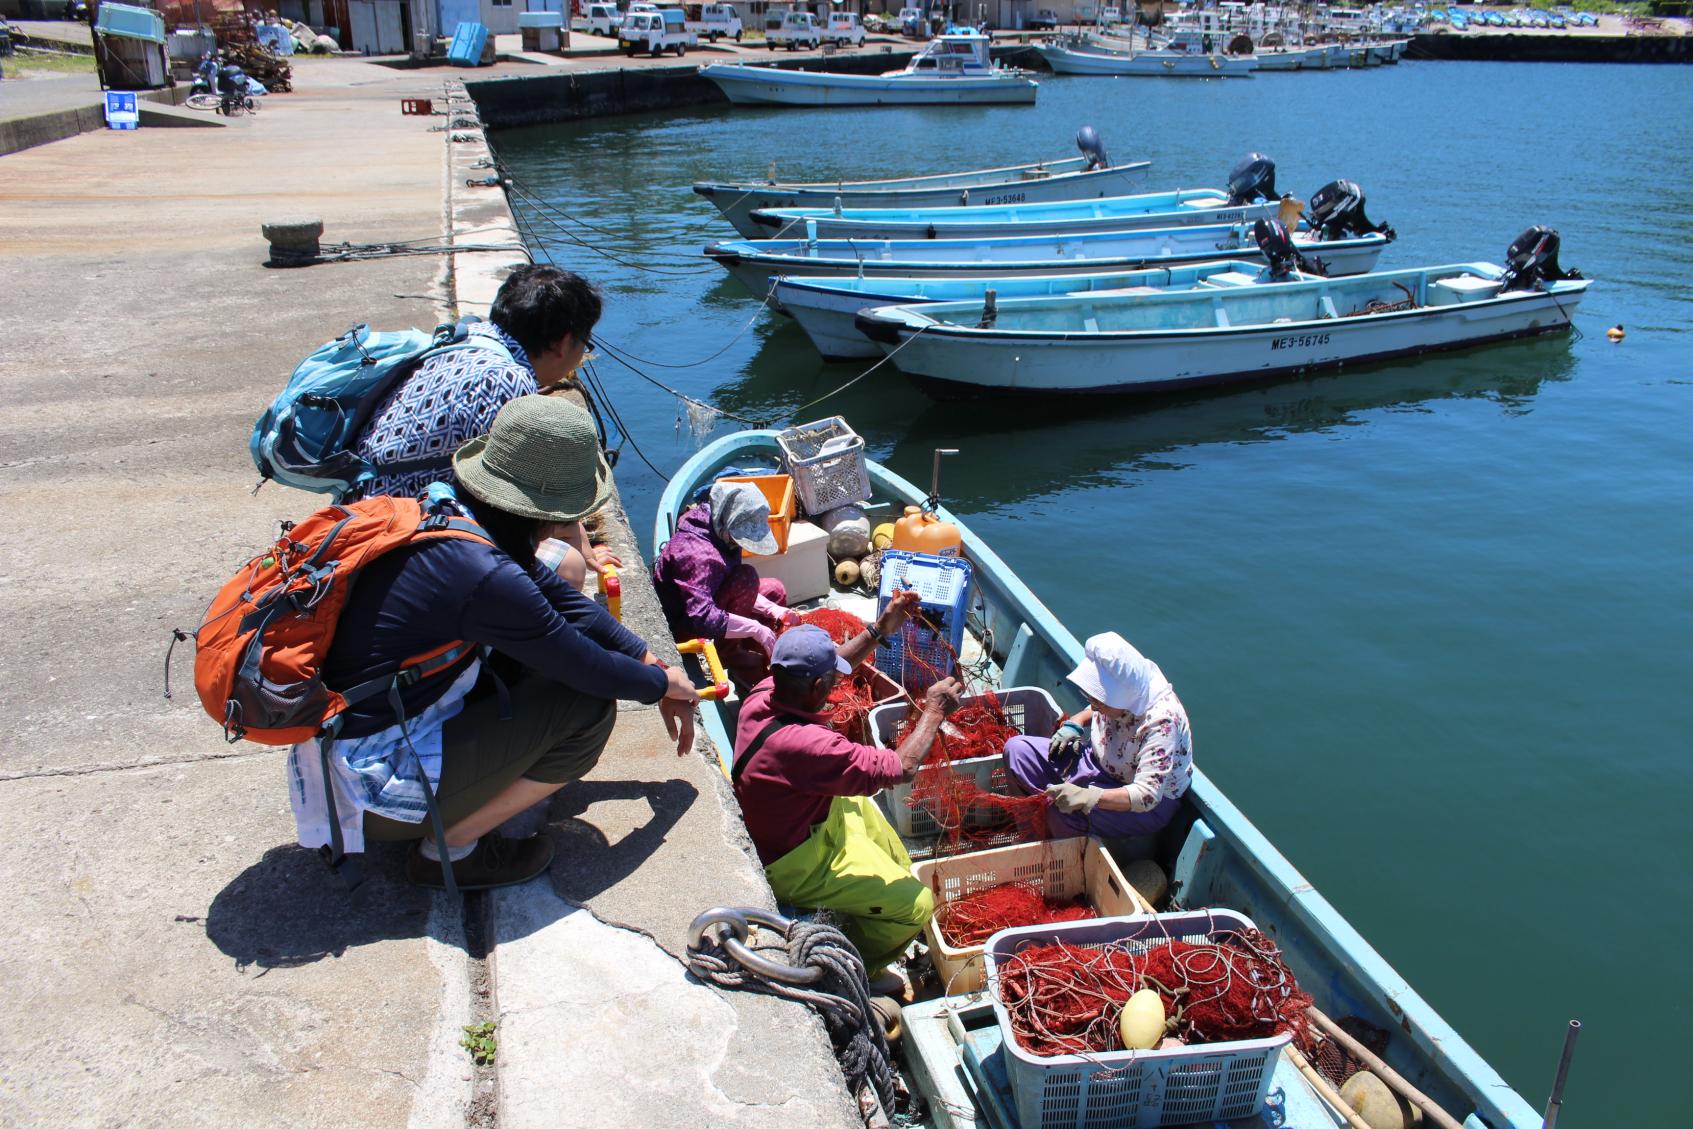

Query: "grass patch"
<box><xmin>8</xmin><ymin>48</ymin><xmax>98</xmax><ymax>76</ymax></box>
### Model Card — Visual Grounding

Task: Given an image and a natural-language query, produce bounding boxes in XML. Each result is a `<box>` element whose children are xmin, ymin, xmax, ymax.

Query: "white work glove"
<box><xmin>723</xmin><ymin>613</ymin><xmax>776</xmax><ymax>655</ymax></box>
<box><xmin>1045</xmin><ymin>783</ymin><xmax>1106</xmax><ymax>815</ymax></box>
<box><xmin>1047</xmin><ymin>720</ymin><xmax>1087</xmax><ymax>770</ymax></box>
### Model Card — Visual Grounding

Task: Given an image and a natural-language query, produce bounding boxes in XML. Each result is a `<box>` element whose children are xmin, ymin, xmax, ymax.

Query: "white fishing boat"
<box><xmin>855</xmin><ymin>228</ymin><xmax>1589</xmax><ymax>397</ymax></box>
<box><xmin>705</xmin><ymin>220</ymin><xmax>1391</xmax><ymax>299</ymax></box>
<box><xmin>693</xmin><ymin>129</ymin><xmax>1149</xmax><ymax>239</ymax></box>
<box><xmin>1035</xmin><ymin>37</ymin><xmax>1259</xmax><ymax>76</ymax></box>
<box><xmin>774</xmin><ymin>259</ymin><xmax>1320</xmax><ymax>361</ymax></box>
<box><xmin>749</xmin><ymin>186</ymin><xmax>1276</xmax><ymax>241</ymax></box>
<box><xmin>697</xmin><ymin>31</ymin><xmax>1037</xmax><ymax>106</ymax></box>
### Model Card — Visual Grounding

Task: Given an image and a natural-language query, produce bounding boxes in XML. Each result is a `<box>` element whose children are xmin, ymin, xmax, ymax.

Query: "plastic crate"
<box><xmin>984</xmin><ymin>910</ymin><xmax>1292</xmax><ymax>1129</ymax></box>
<box><xmin>912</xmin><ymin>837</ymin><xmax>1149</xmax><ymax>994</ymax></box>
<box><xmin>869</xmin><ymin>686</ymin><xmax>1059</xmax><ymax>838</ymax></box>
<box><xmin>447</xmin><ymin>21</ymin><xmax>489</xmax><ymax>65</ymax></box>
<box><xmin>776</xmin><ymin>416</ymin><xmax>871</xmax><ymax>515</ymax></box>
<box><xmin>873</xmin><ymin>551</ymin><xmax>972</xmax><ymax>694</ymax></box>
<box><xmin>717</xmin><ymin>473</ymin><xmax>795</xmax><ymax>556</ymax></box>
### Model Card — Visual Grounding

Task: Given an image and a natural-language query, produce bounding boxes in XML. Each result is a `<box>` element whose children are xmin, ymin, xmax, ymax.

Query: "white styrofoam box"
<box><xmin>748</xmin><ymin>519</ymin><xmax>830</xmax><ymax>605</ymax></box>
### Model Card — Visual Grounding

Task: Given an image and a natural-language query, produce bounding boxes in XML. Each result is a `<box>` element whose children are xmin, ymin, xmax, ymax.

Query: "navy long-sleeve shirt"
<box><xmin>325</xmin><ymin>537</ymin><xmax>666</xmax><ymax>738</ymax></box>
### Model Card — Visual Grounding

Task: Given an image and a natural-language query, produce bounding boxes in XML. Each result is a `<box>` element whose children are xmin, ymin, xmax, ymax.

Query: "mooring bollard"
<box><xmin>261</xmin><ymin>216</ymin><xmax>324</xmax><ymax>267</ymax></box>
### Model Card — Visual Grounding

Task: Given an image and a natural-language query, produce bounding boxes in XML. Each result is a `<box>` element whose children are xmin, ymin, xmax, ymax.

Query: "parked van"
<box><xmin>619</xmin><ymin>8</ymin><xmax>696</xmax><ymax>55</ymax></box>
<box><xmin>823</xmin><ymin>11</ymin><xmax>865</xmax><ymax>46</ymax></box>
<box><xmin>897</xmin><ymin>6</ymin><xmax>924</xmax><ymax>36</ymax></box>
<box><xmin>764</xmin><ymin>9</ymin><xmax>820</xmax><ymax>49</ymax></box>
<box><xmin>1099</xmin><ymin>6</ymin><xmax>1125</xmax><ymax>26</ymax></box>
<box><xmin>683</xmin><ymin>1</ymin><xmax>742</xmax><ymax>40</ymax></box>
<box><xmin>582</xmin><ymin>2</ymin><xmax>622</xmax><ymax>36</ymax></box>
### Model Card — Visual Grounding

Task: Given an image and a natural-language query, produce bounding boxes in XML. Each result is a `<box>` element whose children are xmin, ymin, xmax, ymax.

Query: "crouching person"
<box><xmin>731</xmin><ymin>595</ymin><xmax>962</xmax><ymax>986</ymax></box>
<box><xmin>295</xmin><ymin>396</ymin><xmax>699</xmax><ymax>890</ymax></box>
<box><xmin>1002</xmin><ymin>632</ymin><xmax>1193</xmax><ymax>840</ymax></box>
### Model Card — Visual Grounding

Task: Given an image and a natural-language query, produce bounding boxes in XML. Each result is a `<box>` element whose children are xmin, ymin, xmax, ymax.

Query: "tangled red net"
<box><xmin>782</xmin><ymin>609</ymin><xmax>886</xmax><ymax>742</ymax></box>
<box><xmin>934</xmin><ymin>881</ymin><xmax>1095</xmax><ymax>948</ymax></box>
<box><xmin>995</xmin><ymin>929</ymin><xmax>1314</xmax><ymax>1058</ymax></box>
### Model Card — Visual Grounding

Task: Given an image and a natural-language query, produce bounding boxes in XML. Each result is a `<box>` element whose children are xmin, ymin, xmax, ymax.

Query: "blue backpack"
<box><xmin>250</xmin><ymin>318</ymin><xmax>511</xmax><ymax>498</ymax></box>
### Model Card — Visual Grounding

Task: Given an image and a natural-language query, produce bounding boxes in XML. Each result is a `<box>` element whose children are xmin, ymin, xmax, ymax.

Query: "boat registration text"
<box><xmin>980</xmin><ymin>191</ymin><xmax>1026</xmax><ymax>205</ymax></box>
<box><xmin>1270</xmin><ymin>332</ymin><xmax>1331</xmax><ymax>350</ymax></box>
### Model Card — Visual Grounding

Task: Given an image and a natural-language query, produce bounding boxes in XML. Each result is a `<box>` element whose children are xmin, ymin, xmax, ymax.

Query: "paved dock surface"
<box><xmin>0</xmin><ymin>55</ymin><xmax>855</xmax><ymax>1129</ymax></box>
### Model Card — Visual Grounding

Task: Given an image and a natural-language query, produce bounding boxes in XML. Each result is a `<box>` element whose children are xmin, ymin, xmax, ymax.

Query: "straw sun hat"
<box><xmin>452</xmin><ymin>396</ymin><xmax>613</xmax><ymax>522</ymax></box>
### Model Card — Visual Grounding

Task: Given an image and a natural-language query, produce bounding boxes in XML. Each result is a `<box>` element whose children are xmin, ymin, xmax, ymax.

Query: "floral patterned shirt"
<box><xmin>1091</xmin><ymin>693</ymin><xmax>1194</xmax><ymax>811</ymax></box>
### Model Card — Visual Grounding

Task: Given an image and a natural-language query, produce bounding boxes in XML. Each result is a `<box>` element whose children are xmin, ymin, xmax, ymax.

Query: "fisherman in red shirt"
<box><xmin>731</xmin><ymin>592</ymin><xmax>962</xmax><ymax>987</ymax></box>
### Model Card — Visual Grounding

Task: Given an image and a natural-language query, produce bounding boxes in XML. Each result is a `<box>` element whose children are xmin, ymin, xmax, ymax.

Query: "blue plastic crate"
<box><xmin>874</xmin><ymin>550</ymin><xmax>972</xmax><ymax>692</ymax></box>
<box><xmin>447</xmin><ymin>21</ymin><xmax>489</xmax><ymax>65</ymax></box>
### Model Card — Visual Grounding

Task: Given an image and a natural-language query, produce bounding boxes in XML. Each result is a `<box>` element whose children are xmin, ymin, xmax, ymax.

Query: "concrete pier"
<box><xmin>0</xmin><ymin>55</ymin><xmax>856</xmax><ymax>1129</ymax></box>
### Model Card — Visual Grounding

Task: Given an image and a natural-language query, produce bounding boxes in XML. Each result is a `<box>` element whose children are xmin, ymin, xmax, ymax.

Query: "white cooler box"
<box><xmin>747</xmin><ymin>519</ymin><xmax>830</xmax><ymax>605</ymax></box>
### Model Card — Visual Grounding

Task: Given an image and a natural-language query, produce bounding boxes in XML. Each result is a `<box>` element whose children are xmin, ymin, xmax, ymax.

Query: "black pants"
<box><xmin>363</xmin><ymin>670</ymin><xmax>617</xmax><ymax>842</ymax></box>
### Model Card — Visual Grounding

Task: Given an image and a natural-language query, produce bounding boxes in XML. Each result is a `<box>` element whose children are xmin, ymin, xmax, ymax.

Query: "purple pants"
<box><xmin>1003</xmin><ymin>734</ymin><xmax>1181</xmax><ymax>839</ymax></box>
<box><xmin>716</xmin><ymin>564</ymin><xmax>786</xmax><ymax>621</ymax></box>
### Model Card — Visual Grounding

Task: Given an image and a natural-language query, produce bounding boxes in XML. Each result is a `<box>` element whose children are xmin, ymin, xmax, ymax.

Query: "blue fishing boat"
<box><xmin>748</xmin><ymin>186</ymin><xmax>1276</xmax><ymax>242</ymax></box>
<box><xmin>657</xmin><ymin>427</ymin><xmax>1552</xmax><ymax>1129</ymax></box>
<box><xmin>773</xmin><ymin>259</ymin><xmax>1320</xmax><ymax>361</ymax></box>
<box><xmin>705</xmin><ymin>222</ymin><xmax>1391</xmax><ymax>299</ymax></box>
<box><xmin>697</xmin><ymin>31</ymin><xmax>1037</xmax><ymax>107</ymax></box>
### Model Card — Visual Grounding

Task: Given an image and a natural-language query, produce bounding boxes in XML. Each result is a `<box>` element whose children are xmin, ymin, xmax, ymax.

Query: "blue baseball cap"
<box><xmin>770</xmin><ymin>624</ymin><xmax>851</xmax><ymax>681</ymax></box>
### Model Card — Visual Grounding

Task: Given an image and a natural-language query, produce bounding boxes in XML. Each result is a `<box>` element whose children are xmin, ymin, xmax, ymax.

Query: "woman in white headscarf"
<box><xmin>1002</xmin><ymin>632</ymin><xmax>1194</xmax><ymax>838</ymax></box>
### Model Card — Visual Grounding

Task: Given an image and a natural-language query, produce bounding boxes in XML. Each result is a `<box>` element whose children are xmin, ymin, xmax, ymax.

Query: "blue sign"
<box><xmin>104</xmin><ymin>90</ymin><xmax>139</xmax><ymax>131</ymax></box>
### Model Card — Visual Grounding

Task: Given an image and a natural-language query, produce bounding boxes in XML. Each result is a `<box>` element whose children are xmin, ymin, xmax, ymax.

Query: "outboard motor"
<box><xmin>1500</xmin><ymin>226</ymin><xmax>1582</xmax><ymax>292</ymax></box>
<box><xmin>1075</xmin><ymin>126</ymin><xmax>1110</xmax><ymax>171</ymax></box>
<box><xmin>1253</xmin><ymin>217</ymin><xmax>1312</xmax><ymax>281</ymax></box>
<box><xmin>1306</xmin><ymin>179</ymin><xmax>1396</xmax><ymax>241</ymax></box>
<box><xmin>1226</xmin><ymin>153</ymin><xmax>1277</xmax><ymax>205</ymax></box>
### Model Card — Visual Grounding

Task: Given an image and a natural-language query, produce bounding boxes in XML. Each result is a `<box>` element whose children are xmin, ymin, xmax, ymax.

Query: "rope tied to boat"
<box><xmin>687</xmin><ymin>907</ymin><xmax>899</xmax><ymax>1119</ymax></box>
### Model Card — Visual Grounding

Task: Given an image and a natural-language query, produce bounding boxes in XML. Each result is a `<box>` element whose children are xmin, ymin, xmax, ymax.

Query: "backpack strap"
<box><xmin>730</xmin><ymin>716</ymin><xmax>802</xmax><ymax>787</ymax></box>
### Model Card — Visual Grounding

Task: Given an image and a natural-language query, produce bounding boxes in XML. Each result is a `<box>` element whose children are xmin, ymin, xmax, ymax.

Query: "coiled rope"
<box><xmin>687</xmin><ymin>907</ymin><xmax>898</xmax><ymax>1118</ymax></box>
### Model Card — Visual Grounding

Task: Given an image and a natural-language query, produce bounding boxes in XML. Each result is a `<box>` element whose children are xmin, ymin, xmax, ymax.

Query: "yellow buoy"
<box><xmin>1606</xmin><ymin>324</ymin><xmax>1625</xmax><ymax>342</ymax></box>
<box><xmin>871</xmin><ymin>522</ymin><xmax>896</xmax><ymax>551</ymax></box>
<box><xmin>834</xmin><ymin>558</ymin><xmax>861</xmax><ymax>588</ymax></box>
<box><xmin>1118</xmin><ymin>988</ymin><xmax>1165</xmax><ymax>1050</ymax></box>
<box><xmin>1340</xmin><ymin>1070</ymin><xmax>1423</xmax><ymax>1129</ymax></box>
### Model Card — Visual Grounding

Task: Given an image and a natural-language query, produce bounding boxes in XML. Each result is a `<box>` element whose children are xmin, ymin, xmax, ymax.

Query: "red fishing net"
<box><xmin>995</xmin><ymin>929</ymin><xmax>1314</xmax><ymax>1058</ymax></box>
<box><xmin>894</xmin><ymin>687</ymin><xmax>1050</xmax><ymax>852</ymax></box>
<box><xmin>783</xmin><ymin>609</ymin><xmax>885</xmax><ymax>741</ymax></box>
<box><xmin>934</xmin><ymin>881</ymin><xmax>1095</xmax><ymax>948</ymax></box>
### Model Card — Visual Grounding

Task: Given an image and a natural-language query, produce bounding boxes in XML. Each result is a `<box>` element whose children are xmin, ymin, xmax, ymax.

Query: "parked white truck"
<box><xmin>763</xmin><ymin>9</ymin><xmax>821</xmax><ymax>49</ymax></box>
<box><xmin>823</xmin><ymin>11</ymin><xmax>865</xmax><ymax>46</ymax></box>
<box><xmin>618</xmin><ymin>8</ymin><xmax>696</xmax><ymax>55</ymax></box>
<box><xmin>582</xmin><ymin>3</ymin><xmax>622</xmax><ymax>36</ymax></box>
<box><xmin>683</xmin><ymin>2</ymin><xmax>742</xmax><ymax>41</ymax></box>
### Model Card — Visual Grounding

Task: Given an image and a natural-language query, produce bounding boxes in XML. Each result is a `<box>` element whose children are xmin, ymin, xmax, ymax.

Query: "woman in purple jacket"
<box><xmin>653</xmin><ymin>481</ymin><xmax>796</xmax><ymax>685</ymax></box>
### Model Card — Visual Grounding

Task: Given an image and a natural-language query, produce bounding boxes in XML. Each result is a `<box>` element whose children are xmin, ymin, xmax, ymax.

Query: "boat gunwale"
<box><xmin>697</xmin><ymin>62</ymin><xmax>1039</xmax><ymax>90</ymax></box>
<box><xmin>769</xmin><ymin>259</ymin><xmax>1278</xmax><ymax>301</ymax></box>
<box><xmin>692</xmin><ymin>154</ymin><xmax>1140</xmax><ymax>196</ymax></box>
<box><xmin>749</xmin><ymin>186</ymin><xmax>1233</xmax><ymax>226</ymax></box>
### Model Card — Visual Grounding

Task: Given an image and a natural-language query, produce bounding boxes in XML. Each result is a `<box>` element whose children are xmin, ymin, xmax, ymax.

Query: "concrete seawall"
<box><xmin>1408</xmin><ymin>31</ymin><xmax>1693</xmax><ymax>62</ymax></box>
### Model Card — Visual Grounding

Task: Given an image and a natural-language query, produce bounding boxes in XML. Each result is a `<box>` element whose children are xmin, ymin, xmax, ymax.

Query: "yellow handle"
<box><xmin>677</xmin><ymin>638</ymin><xmax>731</xmax><ymax>700</ymax></box>
<box><xmin>600</xmin><ymin>564</ymin><xmax>622</xmax><ymax>622</ymax></box>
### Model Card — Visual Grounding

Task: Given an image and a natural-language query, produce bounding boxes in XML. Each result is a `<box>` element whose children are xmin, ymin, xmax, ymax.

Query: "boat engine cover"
<box><xmin>1501</xmin><ymin>225</ymin><xmax>1582</xmax><ymax>291</ymax></box>
<box><xmin>1253</xmin><ymin>217</ymin><xmax>1309</xmax><ymax>280</ymax></box>
<box><xmin>1227</xmin><ymin>153</ymin><xmax>1277</xmax><ymax>205</ymax></box>
<box><xmin>1306</xmin><ymin>179</ymin><xmax>1395</xmax><ymax>241</ymax></box>
<box><xmin>1076</xmin><ymin>126</ymin><xmax>1110</xmax><ymax>171</ymax></box>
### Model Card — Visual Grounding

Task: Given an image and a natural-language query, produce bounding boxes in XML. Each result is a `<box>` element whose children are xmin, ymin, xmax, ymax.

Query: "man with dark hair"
<box><xmin>731</xmin><ymin>600</ymin><xmax>962</xmax><ymax>988</ymax></box>
<box><xmin>344</xmin><ymin>265</ymin><xmax>610</xmax><ymax>585</ymax></box>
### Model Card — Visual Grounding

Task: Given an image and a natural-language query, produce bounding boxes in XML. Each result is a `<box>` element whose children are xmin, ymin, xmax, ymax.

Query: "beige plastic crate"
<box><xmin>912</xmin><ymin>836</ymin><xmax>1150</xmax><ymax>994</ymax></box>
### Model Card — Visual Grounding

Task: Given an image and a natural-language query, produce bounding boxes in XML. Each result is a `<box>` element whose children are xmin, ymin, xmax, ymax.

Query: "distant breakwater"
<box><xmin>1407</xmin><ymin>32</ymin><xmax>1693</xmax><ymax>62</ymax></box>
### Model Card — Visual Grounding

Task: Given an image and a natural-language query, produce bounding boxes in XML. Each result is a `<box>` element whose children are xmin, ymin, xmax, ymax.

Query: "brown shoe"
<box><xmin>405</xmin><ymin>833</ymin><xmax>556</xmax><ymax>891</ymax></box>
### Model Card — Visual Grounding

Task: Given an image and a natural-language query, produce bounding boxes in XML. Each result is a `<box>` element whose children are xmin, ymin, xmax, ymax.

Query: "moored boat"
<box><xmin>706</xmin><ymin>221</ymin><xmax>1392</xmax><ymax>299</ymax></box>
<box><xmin>774</xmin><ymin>259</ymin><xmax>1319</xmax><ymax>361</ymax></box>
<box><xmin>1035</xmin><ymin>37</ymin><xmax>1259</xmax><ymax>77</ymax></box>
<box><xmin>694</xmin><ymin>132</ymin><xmax>1151</xmax><ymax>239</ymax></box>
<box><xmin>657</xmin><ymin>427</ymin><xmax>1548</xmax><ymax>1129</ymax></box>
<box><xmin>697</xmin><ymin>31</ymin><xmax>1037</xmax><ymax>107</ymax></box>
<box><xmin>749</xmin><ymin>186</ymin><xmax>1276</xmax><ymax>241</ymax></box>
<box><xmin>855</xmin><ymin>228</ymin><xmax>1589</xmax><ymax>397</ymax></box>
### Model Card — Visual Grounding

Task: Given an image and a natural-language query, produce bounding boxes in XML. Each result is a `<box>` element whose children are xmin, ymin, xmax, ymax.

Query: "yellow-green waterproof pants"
<box><xmin>763</xmin><ymin>795</ymin><xmax>935</xmax><ymax>974</ymax></box>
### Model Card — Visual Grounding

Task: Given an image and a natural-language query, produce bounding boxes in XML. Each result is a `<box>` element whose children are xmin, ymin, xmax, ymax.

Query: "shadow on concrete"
<box><xmin>547</xmin><ymin>776</ymin><xmax>699</xmax><ymax>904</ymax></box>
<box><xmin>204</xmin><ymin>841</ymin><xmax>434</xmax><ymax>972</ymax></box>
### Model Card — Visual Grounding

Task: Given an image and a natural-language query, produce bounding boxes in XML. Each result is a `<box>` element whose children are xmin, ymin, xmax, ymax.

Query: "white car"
<box><xmin>823</xmin><ymin>11</ymin><xmax>865</xmax><ymax>46</ymax></box>
<box><xmin>619</xmin><ymin>8</ymin><xmax>696</xmax><ymax>55</ymax></box>
<box><xmin>764</xmin><ymin>9</ymin><xmax>821</xmax><ymax>49</ymax></box>
<box><xmin>684</xmin><ymin>1</ymin><xmax>743</xmax><ymax>41</ymax></box>
<box><xmin>1099</xmin><ymin>5</ymin><xmax>1124</xmax><ymax>26</ymax></box>
<box><xmin>582</xmin><ymin>2</ymin><xmax>622</xmax><ymax>37</ymax></box>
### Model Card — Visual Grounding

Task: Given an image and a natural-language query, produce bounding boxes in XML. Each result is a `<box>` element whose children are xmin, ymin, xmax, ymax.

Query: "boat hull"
<box><xmin>751</xmin><ymin>195</ymin><xmax>1277</xmax><ymax>241</ymax></box>
<box><xmin>859</xmin><ymin>284</ymin><xmax>1587</xmax><ymax>396</ymax></box>
<box><xmin>708</xmin><ymin>229</ymin><xmax>1390</xmax><ymax>300</ymax></box>
<box><xmin>695</xmin><ymin>159</ymin><xmax>1154</xmax><ymax>239</ymax></box>
<box><xmin>1036</xmin><ymin>43</ymin><xmax>1258</xmax><ymax>76</ymax></box>
<box><xmin>698</xmin><ymin>63</ymin><xmax>1038</xmax><ymax>106</ymax></box>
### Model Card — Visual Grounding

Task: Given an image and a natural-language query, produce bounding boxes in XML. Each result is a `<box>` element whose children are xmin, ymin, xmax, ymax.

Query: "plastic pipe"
<box><xmin>1542</xmin><ymin>1019</ymin><xmax>1580</xmax><ymax>1129</ymax></box>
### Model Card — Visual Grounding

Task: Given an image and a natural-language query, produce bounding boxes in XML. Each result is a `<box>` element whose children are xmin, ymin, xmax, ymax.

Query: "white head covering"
<box><xmin>1067</xmin><ymin>632</ymin><xmax>1172</xmax><ymax>716</ymax></box>
<box><xmin>709</xmin><ymin>480</ymin><xmax>778</xmax><ymax>555</ymax></box>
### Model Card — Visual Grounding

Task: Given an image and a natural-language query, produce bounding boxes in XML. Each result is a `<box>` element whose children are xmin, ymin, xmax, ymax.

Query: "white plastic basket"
<box><xmin>870</xmin><ymin>687</ymin><xmax>1060</xmax><ymax>839</ymax></box>
<box><xmin>776</xmin><ymin>416</ymin><xmax>871</xmax><ymax>515</ymax></box>
<box><xmin>911</xmin><ymin>837</ymin><xmax>1149</xmax><ymax>994</ymax></box>
<box><xmin>984</xmin><ymin>909</ymin><xmax>1292</xmax><ymax>1129</ymax></box>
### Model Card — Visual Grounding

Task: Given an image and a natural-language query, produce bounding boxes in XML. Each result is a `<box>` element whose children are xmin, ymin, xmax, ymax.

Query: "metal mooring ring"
<box><xmin>686</xmin><ymin>906</ymin><xmax>823</xmax><ymax>986</ymax></box>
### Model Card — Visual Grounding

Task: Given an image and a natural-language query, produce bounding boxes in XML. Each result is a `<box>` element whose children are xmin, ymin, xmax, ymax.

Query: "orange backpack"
<box><xmin>178</xmin><ymin>492</ymin><xmax>490</xmax><ymax>744</ymax></box>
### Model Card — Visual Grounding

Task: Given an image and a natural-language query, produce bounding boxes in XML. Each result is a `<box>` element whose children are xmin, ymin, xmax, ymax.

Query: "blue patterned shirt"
<box><xmin>343</xmin><ymin>322</ymin><xmax>536</xmax><ymax>502</ymax></box>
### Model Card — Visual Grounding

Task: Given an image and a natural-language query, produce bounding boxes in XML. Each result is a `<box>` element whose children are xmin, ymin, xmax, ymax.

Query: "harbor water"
<box><xmin>495</xmin><ymin>60</ymin><xmax>1692</xmax><ymax>1123</ymax></box>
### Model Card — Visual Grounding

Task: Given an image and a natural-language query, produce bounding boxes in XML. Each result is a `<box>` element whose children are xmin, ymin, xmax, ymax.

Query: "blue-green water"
<box><xmin>495</xmin><ymin>61</ymin><xmax>1692</xmax><ymax>1124</ymax></box>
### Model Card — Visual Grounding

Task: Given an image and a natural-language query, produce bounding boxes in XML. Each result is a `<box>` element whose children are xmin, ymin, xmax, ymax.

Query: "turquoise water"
<box><xmin>494</xmin><ymin>61</ymin><xmax>1692</xmax><ymax>1124</ymax></box>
